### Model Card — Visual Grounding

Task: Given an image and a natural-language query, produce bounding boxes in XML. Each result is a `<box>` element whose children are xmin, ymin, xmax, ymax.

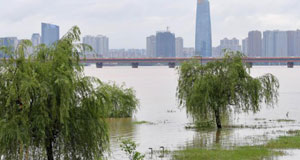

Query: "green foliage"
<box><xmin>120</xmin><ymin>139</ymin><xmax>145</xmax><ymax>160</ymax></box>
<box><xmin>194</xmin><ymin>120</ymin><xmax>215</xmax><ymax>129</ymax></box>
<box><xmin>173</xmin><ymin>146</ymin><xmax>283</xmax><ymax>160</ymax></box>
<box><xmin>0</xmin><ymin>26</ymin><xmax>138</xmax><ymax>160</ymax></box>
<box><xmin>98</xmin><ymin>82</ymin><xmax>139</xmax><ymax>118</ymax></box>
<box><xmin>177</xmin><ymin>52</ymin><xmax>279</xmax><ymax>128</ymax></box>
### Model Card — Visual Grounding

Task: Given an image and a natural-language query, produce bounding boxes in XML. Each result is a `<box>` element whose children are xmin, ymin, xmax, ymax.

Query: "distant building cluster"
<box><xmin>0</xmin><ymin>22</ymin><xmax>59</xmax><ymax>58</ymax></box>
<box><xmin>81</xmin><ymin>35</ymin><xmax>147</xmax><ymax>58</ymax></box>
<box><xmin>146</xmin><ymin>30</ymin><xmax>193</xmax><ymax>58</ymax></box>
<box><xmin>241</xmin><ymin>30</ymin><xmax>300</xmax><ymax>57</ymax></box>
<box><xmin>262</xmin><ymin>30</ymin><xmax>300</xmax><ymax>57</ymax></box>
<box><xmin>82</xmin><ymin>35</ymin><xmax>109</xmax><ymax>58</ymax></box>
<box><xmin>213</xmin><ymin>30</ymin><xmax>300</xmax><ymax>58</ymax></box>
<box><xmin>213</xmin><ymin>38</ymin><xmax>241</xmax><ymax>57</ymax></box>
<box><xmin>108</xmin><ymin>49</ymin><xmax>146</xmax><ymax>58</ymax></box>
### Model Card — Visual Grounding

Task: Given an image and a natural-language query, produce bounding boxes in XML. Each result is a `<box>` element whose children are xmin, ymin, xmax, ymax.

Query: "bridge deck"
<box><xmin>80</xmin><ymin>57</ymin><xmax>300</xmax><ymax>63</ymax></box>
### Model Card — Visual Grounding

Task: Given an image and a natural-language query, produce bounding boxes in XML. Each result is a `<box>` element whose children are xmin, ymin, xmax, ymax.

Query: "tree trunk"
<box><xmin>45</xmin><ymin>134</ymin><xmax>54</xmax><ymax>160</ymax></box>
<box><xmin>25</xmin><ymin>146</ymin><xmax>29</xmax><ymax>160</ymax></box>
<box><xmin>214</xmin><ymin>108</ymin><xmax>222</xmax><ymax>129</ymax></box>
<box><xmin>215</xmin><ymin>129</ymin><xmax>221</xmax><ymax>144</ymax></box>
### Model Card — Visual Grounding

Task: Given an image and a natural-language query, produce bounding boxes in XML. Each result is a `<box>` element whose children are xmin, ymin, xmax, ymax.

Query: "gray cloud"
<box><xmin>0</xmin><ymin>0</ymin><xmax>299</xmax><ymax>48</ymax></box>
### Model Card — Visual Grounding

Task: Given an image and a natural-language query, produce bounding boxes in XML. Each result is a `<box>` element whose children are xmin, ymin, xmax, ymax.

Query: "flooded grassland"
<box><xmin>84</xmin><ymin>66</ymin><xmax>300</xmax><ymax>160</ymax></box>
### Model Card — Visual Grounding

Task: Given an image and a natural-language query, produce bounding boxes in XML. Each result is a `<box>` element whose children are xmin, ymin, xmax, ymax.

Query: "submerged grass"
<box><xmin>173</xmin><ymin>146</ymin><xmax>283</xmax><ymax>160</ymax></box>
<box><xmin>287</xmin><ymin>130</ymin><xmax>300</xmax><ymax>135</ymax></box>
<box><xmin>132</xmin><ymin>121</ymin><xmax>153</xmax><ymax>125</ymax></box>
<box><xmin>274</xmin><ymin>119</ymin><xmax>296</xmax><ymax>122</ymax></box>
<box><xmin>254</xmin><ymin>118</ymin><xmax>267</xmax><ymax>121</ymax></box>
<box><xmin>173</xmin><ymin>130</ymin><xmax>300</xmax><ymax>160</ymax></box>
<box><xmin>266</xmin><ymin>136</ymin><xmax>300</xmax><ymax>149</ymax></box>
<box><xmin>266</xmin><ymin>130</ymin><xmax>300</xmax><ymax>149</ymax></box>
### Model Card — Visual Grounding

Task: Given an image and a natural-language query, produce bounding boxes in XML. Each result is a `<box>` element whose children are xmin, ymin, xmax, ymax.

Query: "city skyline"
<box><xmin>0</xmin><ymin>0</ymin><xmax>300</xmax><ymax>49</ymax></box>
<box><xmin>2</xmin><ymin>25</ymin><xmax>300</xmax><ymax>58</ymax></box>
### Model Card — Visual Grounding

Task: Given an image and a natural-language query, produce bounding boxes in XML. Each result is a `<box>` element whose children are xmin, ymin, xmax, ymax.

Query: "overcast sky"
<box><xmin>0</xmin><ymin>0</ymin><xmax>300</xmax><ymax>49</ymax></box>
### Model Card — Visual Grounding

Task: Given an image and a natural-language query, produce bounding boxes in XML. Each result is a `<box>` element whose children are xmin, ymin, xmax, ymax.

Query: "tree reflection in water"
<box><xmin>106</xmin><ymin>118</ymin><xmax>137</xmax><ymax>159</ymax></box>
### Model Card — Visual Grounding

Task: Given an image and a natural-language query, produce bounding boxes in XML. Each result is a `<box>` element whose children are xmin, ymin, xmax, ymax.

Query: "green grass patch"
<box><xmin>274</xmin><ymin>119</ymin><xmax>296</xmax><ymax>122</ymax></box>
<box><xmin>266</xmin><ymin>134</ymin><xmax>300</xmax><ymax>149</ymax></box>
<box><xmin>173</xmin><ymin>146</ymin><xmax>283</xmax><ymax>160</ymax></box>
<box><xmin>254</xmin><ymin>118</ymin><xmax>267</xmax><ymax>121</ymax></box>
<box><xmin>132</xmin><ymin>121</ymin><xmax>153</xmax><ymax>125</ymax></box>
<box><xmin>173</xmin><ymin>130</ymin><xmax>300</xmax><ymax>160</ymax></box>
<box><xmin>287</xmin><ymin>130</ymin><xmax>300</xmax><ymax>135</ymax></box>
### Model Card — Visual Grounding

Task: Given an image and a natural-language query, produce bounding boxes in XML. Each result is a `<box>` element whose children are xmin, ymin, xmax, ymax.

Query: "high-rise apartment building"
<box><xmin>0</xmin><ymin>37</ymin><xmax>18</xmax><ymax>57</ymax></box>
<box><xmin>297</xmin><ymin>30</ymin><xmax>300</xmax><ymax>56</ymax></box>
<box><xmin>263</xmin><ymin>30</ymin><xmax>288</xmax><ymax>57</ymax></box>
<box><xmin>247</xmin><ymin>31</ymin><xmax>262</xmax><ymax>57</ymax></box>
<box><xmin>287</xmin><ymin>30</ymin><xmax>300</xmax><ymax>57</ymax></box>
<box><xmin>96</xmin><ymin>35</ymin><xmax>109</xmax><ymax>57</ymax></box>
<box><xmin>263</xmin><ymin>31</ymin><xmax>275</xmax><ymax>57</ymax></box>
<box><xmin>41</xmin><ymin>23</ymin><xmax>59</xmax><ymax>46</ymax></box>
<box><xmin>83</xmin><ymin>35</ymin><xmax>109</xmax><ymax>57</ymax></box>
<box><xmin>146</xmin><ymin>35</ymin><xmax>156</xmax><ymax>57</ymax></box>
<box><xmin>274</xmin><ymin>31</ymin><xmax>288</xmax><ymax>57</ymax></box>
<box><xmin>287</xmin><ymin>31</ymin><xmax>297</xmax><ymax>57</ymax></box>
<box><xmin>175</xmin><ymin>37</ymin><xmax>184</xmax><ymax>57</ymax></box>
<box><xmin>242</xmin><ymin>38</ymin><xmax>248</xmax><ymax>55</ymax></box>
<box><xmin>156</xmin><ymin>31</ymin><xmax>176</xmax><ymax>57</ymax></box>
<box><xmin>195</xmin><ymin>0</ymin><xmax>212</xmax><ymax>57</ymax></box>
<box><xmin>31</xmin><ymin>33</ymin><xmax>41</xmax><ymax>47</ymax></box>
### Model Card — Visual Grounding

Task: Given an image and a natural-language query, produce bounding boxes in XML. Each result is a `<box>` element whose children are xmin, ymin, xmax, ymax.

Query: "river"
<box><xmin>84</xmin><ymin>66</ymin><xmax>300</xmax><ymax>160</ymax></box>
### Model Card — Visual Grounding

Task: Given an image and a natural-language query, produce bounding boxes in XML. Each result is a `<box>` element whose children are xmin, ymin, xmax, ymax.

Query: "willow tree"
<box><xmin>177</xmin><ymin>52</ymin><xmax>279</xmax><ymax>129</ymax></box>
<box><xmin>0</xmin><ymin>26</ymin><xmax>138</xmax><ymax>160</ymax></box>
<box><xmin>98</xmin><ymin>83</ymin><xmax>139</xmax><ymax>118</ymax></box>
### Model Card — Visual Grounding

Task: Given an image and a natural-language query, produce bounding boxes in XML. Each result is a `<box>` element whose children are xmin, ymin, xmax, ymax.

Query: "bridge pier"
<box><xmin>246</xmin><ymin>62</ymin><xmax>253</xmax><ymax>68</ymax></box>
<box><xmin>132</xmin><ymin>62</ymin><xmax>139</xmax><ymax>68</ymax></box>
<box><xmin>96</xmin><ymin>62</ymin><xmax>103</xmax><ymax>68</ymax></box>
<box><xmin>287</xmin><ymin>62</ymin><xmax>294</xmax><ymax>68</ymax></box>
<box><xmin>168</xmin><ymin>62</ymin><xmax>176</xmax><ymax>68</ymax></box>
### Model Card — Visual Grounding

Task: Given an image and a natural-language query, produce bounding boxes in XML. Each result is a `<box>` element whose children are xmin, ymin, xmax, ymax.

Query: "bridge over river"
<box><xmin>80</xmin><ymin>57</ymin><xmax>300</xmax><ymax>68</ymax></box>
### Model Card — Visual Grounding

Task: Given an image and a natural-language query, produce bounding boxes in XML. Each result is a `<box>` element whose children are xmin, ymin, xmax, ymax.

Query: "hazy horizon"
<box><xmin>0</xmin><ymin>0</ymin><xmax>299</xmax><ymax>49</ymax></box>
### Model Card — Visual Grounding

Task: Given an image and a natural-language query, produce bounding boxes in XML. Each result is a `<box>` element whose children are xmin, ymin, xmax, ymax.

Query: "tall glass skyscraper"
<box><xmin>195</xmin><ymin>0</ymin><xmax>212</xmax><ymax>57</ymax></box>
<box><xmin>41</xmin><ymin>23</ymin><xmax>60</xmax><ymax>46</ymax></box>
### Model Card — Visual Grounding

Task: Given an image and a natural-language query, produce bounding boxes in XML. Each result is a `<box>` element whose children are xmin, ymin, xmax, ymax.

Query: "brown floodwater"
<box><xmin>84</xmin><ymin>66</ymin><xmax>300</xmax><ymax>160</ymax></box>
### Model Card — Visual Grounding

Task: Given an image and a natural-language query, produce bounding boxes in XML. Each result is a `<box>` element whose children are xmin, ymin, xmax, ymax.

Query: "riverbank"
<box><xmin>172</xmin><ymin>130</ymin><xmax>300</xmax><ymax>160</ymax></box>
